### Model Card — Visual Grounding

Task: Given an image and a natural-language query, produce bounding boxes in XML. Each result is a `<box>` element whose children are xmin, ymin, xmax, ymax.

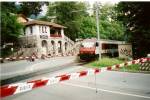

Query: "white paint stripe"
<box><xmin>87</xmin><ymin>69</ymin><xmax>95</xmax><ymax>76</ymax></box>
<box><xmin>8</xmin><ymin>83</ymin><xmax>28</xmax><ymax>88</ymax></box>
<box><xmin>19</xmin><ymin>57</ymin><xmax>23</xmax><ymax>59</ymax></box>
<box><xmin>5</xmin><ymin>58</ymin><xmax>10</xmax><ymax>60</ymax></box>
<box><xmin>63</xmin><ymin>82</ymin><xmax>150</xmax><ymax>99</ymax></box>
<box><xmin>101</xmin><ymin>67</ymin><xmax>107</xmax><ymax>72</ymax></box>
<box><xmin>111</xmin><ymin>65</ymin><xmax>116</xmax><ymax>69</ymax></box>
<box><xmin>70</xmin><ymin>73</ymin><xmax>80</xmax><ymax>79</ymax></box>
<box><xmin>26</xmin><ymin>57</ymin><xmax>29</xmax><ymax>58</ymax></box>
<box><xmin>142</xmin><ymin>59</ymin><xmax>147</xmax><ymax>62</ymax></box>
<box><xmin>14</xmin><ymin>83</ymin><xmax>34</xmax><ymax>94</ymax></box>
<box><xmin>135</xmin><ymin>60</ymin><xmax>140</xmax><ymax>64</ymax></box>
<box><xmin>119</xmin><ymin>63</ymin><xmax>125</xmax><ymax>67</ymax></box>
<box><xmin>127</xmin><ymin>61</ymin><xmax>132</xmax><ymax>66</ymax></box>
<box><xmin>47</xmin><ymin>77</ymin><xmax>61</xmax><ymax>85</ymax></box>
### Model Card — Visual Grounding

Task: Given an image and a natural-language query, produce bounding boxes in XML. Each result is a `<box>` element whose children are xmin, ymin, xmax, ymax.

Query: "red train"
<box><xmin>78</xmin><ymin>39</ymin><xmax>99</xmax><ymax>61</ymax></box>
<box><xmin>78</xmin><ymin>38</ymin><xmax>123</xmax><ymax>61</ymax></box>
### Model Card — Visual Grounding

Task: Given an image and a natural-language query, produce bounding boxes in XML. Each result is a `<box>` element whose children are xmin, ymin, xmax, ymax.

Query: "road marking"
<box><xmin>62</xmin><ymin>82</ymin><xmax>150</xmax><ymax>99</ymax></box>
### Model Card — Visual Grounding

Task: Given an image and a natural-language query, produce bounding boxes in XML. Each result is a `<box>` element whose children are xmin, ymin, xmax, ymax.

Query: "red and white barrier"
<box><xmin>0</xmin><ymin>56</ymin><xmax>39</xmax><ymax>62</ymax></box>
<box><xmin>0</xmin><ymin>57</ymin><xmax>149</xmax><ymax>98</ymax></box>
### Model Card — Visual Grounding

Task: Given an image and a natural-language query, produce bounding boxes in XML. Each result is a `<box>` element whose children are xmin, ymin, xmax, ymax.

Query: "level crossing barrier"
<box><xmin>0</xmin><ymin>57</ymin><xmax>149</xmax><ymax>98</ymax></box>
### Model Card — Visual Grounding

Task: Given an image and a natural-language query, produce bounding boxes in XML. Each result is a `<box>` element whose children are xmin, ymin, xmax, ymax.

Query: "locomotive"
<box><xmin>78</xmin><ymin>38</ymin><xmax>99</xmax><ymax>61</ymax></box>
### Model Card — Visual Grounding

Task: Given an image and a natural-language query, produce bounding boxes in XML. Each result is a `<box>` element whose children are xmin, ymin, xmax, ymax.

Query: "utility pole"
<box><xmin>96</xmin><ymin>2</ymin><xmax>101</xmax><ymax>59</ymax></box>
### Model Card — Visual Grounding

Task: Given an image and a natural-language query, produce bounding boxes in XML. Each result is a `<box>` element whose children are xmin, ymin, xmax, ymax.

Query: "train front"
<box><xmin>78</xmin><ymin>40</ymin><xmax>99</xmax><ymax>61</ymax></box>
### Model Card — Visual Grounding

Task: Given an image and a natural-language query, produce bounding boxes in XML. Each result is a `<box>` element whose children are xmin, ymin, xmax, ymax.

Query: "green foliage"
<box><xmin>1</xmin><ymin>2</ymin><xmax>23</xmax><ymax>45</ymax></box>
<box><xmin>1</xmin><ymin>2</ymin><xmax>17</xmax><ymax>13</ymax></box>
<box><xmin>116</xmin><ymin>2</ymin><xmax>150</xmax><ymax>58</ymax></box>
<box><xmin>78</xmin><ymin>16</ymin><xmax>96</xmax><ymax>39</ymax></box>
<box><xmin>17</xmin><ymin>2</ymin><xmax>47</xmax><ymax>17</ymax></box>
<box><xmin>46</xmin><ymin>2</ymin><xmax>88</xmax><ymax>41</ymax></box>
<box><xmin>99</xmin><ymin>4</ymin><xmax>125</xmax><ymax>40</ymax></box>
<box><xmin>119</xmin><ymin>64</ymin><xmax>140</xmax><ymax>72</ymax></box>
<box><xmin>46</xmin><ymin>2</ymin><xmax>125</xmax><ymax>41</ymax></box>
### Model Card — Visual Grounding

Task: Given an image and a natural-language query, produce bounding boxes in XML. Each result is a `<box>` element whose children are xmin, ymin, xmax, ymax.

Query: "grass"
<box><xmin>86</xmin><ymin>57</ymin><xmax>124</xmax><ymax>68</ymax></box>
<box><xmin>85</xmin><ymin>57</ymin><xmax>141</xmax><ymax>72</ymax></box>
<box><xmin>119</xmin><ymin>64</ymin><xmax>140</xmax><ymax>72</ymax></box>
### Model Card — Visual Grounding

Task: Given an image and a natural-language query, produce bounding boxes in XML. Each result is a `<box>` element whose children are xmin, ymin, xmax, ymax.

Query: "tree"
<box><xmin>116</xmin><ymin>2</ymin><xmax>150</xmax><ymax>58</ymax></box>
<box><xmin>17</xmin><ymin>2</ymin><xmax>47</xmax><ymax>17</ymax></box>
<box><xmin>78</xmin><ymin>16</ymin><xmax>96</xmax><ymax>39</ymax></box>
<box><xmin>41</xmin><ymin>2</ymin><xmax>124</xmax><ymax>41</ymax></box>
<box><xmin>1</xmin><ymin>2</ymin><xmax>23</xmax><ymax>57</ymax></box>
<box><xmin>97</xmin><ymin>4</ymin><xmax>125</xmax><ymax>40</ymax></box>
<box><xmin>1</xmin><ymin>2</ymin><xmax>23</xmax><ymax>45</ymax></box>
<box><xmin>46</xmin><ymin>2</ymin><xmax>88</xmax><ymax>41</ymax></box>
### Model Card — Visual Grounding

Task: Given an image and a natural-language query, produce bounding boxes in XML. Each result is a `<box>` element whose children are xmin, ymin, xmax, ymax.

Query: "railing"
<box><xmin>50</xmin><ymin>34</ymin><xmax>62</xmax><ymax>37</ymax></box>
<box><xmin>64</xmin><ymin>35</ymin><xmax>74</xmax><ymax>45</ymax></box>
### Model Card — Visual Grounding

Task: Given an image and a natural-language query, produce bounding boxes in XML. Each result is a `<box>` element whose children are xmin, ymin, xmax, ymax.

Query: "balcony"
<box><xmin>50</xmin><ymin>34</ymin><xmax>62</xmax><ymax>37</ymax></box>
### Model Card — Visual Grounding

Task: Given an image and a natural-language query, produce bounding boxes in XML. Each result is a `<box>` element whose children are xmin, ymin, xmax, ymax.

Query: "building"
<box><xmin>18</xmin><ymin>16</ymin><xmax>76</xmax><ymax>58</ymax></box>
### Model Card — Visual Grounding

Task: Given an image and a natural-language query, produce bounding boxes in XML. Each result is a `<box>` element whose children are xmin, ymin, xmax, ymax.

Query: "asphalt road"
<box><xmin>0</xmin><ymin>56</ymin><xmax>77</xmax><ymax>80</ymax></box>
<box><xmin>2</xmin><ymin>66</ymin><xmax>150</xmax><ymax>100</ymax></box>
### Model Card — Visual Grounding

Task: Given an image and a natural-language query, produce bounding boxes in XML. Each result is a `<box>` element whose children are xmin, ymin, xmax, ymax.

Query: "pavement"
<box><xmin>2</xmin><ymin>65</ymin><xmax>150</xmax><ymax>100</ymax></box>
<box><xmin>0</xmin><ymin>56</ymin><xmax>77</xmax><ymax>80</ymax></box>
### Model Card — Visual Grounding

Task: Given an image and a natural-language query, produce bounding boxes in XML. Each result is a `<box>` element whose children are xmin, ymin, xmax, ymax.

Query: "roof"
<box><xmin>82</xmin><ymin>38</ymin><xmax>127</xmax><ymax>45</ymax></box>
<box><xmin>17</xmin><ymin>14</ymin><xmax>29</xmax><ymax>21</ymax></box>
<box><xmin>100</xmin><ymin>39</ymin><xmax>127</xmax><ymax>44</ymax></box>
<box><xmin>23</xmin><ymin>20</ymin><xmax>66</xmax><ymax>28</ymax></box>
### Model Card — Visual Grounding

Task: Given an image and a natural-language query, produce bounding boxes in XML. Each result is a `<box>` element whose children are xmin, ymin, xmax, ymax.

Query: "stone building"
<box><xmin>18</xmin><ymin>16</ymin><xmax>76</xmax><ymax>58</ymax></box>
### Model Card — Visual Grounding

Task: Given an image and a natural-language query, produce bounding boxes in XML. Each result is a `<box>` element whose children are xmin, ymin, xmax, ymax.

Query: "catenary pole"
<box><xmin>96</xmin><ymin>2</ymin><xmax>101</xmax><ymax>59</ymax></box>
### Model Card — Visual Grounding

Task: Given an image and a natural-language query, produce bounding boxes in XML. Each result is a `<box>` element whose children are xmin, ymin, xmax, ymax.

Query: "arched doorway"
<box><xmin>41</xmin><ymin>40</ymin><xmax>48</xmax><ymax>55</ymax></box>
<box><xmin>51</xmin><ymin>40</ymin><xmax>55</xmax><ymax>54</ymax></box>
<box><xmin>58</xmin><ymin>41</ymin><xmax>62</xmax><ymax>53</ymax></box>
<box><xmin>65</xmin><ymin>42</ymin><xmax>67</xmax><ymax>51</ymax></box>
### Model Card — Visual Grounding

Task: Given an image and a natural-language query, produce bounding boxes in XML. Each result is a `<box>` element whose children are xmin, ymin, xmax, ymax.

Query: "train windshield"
<box><xmin>81</xmin><ymin>42</ymin><xmax>95</xmax><ymax>48</ymax></box>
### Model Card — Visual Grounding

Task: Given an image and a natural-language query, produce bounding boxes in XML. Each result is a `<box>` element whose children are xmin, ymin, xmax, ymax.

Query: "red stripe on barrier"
<box><xmin>94</xmin><ymin>68</ymin><xmax>100</xmax><ymax>73</ymax></box>
<box><xmin>59</xmin><ymin>75</ymin><xmax>71</xmax><ymax>81</ymax></box>
<box><xmin>132</xmin><ymin>60</ymin><xmax>136</xmax><ymax>64</ymax></box>
<box><xmin>107</xmin><ymin>66</ymin><xmax>112</xmax><ymax>70</ymax></box>
<box><xmin>32</xmin><ymin>80</ymin><xmax>48</xmax><ymax>89</ymax></box>
<box><xmin>139</xmin><ymin>59</ymin><xmax>143</xmax><ymax>63</ymax></box>
<box><xmin>115</xmin><ymin>64</ymin><xmax>120</xmax><ymax>68</ymax></box>
<box><xmin>124</xmin><ymin>62</ymin><xmax>128</xmax><ymax>66</ymax></box>
<box><xmin>28</xmin><ymin>79</ymin><xmax>42</xmax><ymax>83</ymax></box>
<box><xmin>146</xmin><ymin>58</ymin><xmax>150</xmax><ymax>61</ymax></box>
<box><xmin>0</xmin><ymin>86</ymin><xmax>17</xmax><ymax>98</ymax></box>
<box><xmin>79</xmin><ymin>71</ymin><xmax>87</xmax><ymax>77</ymax></box>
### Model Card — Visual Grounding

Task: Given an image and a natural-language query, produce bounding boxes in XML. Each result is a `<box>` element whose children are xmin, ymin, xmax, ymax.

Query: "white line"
<box><xmin>62</xmin><ymin>82</ymin><xmax>150</xmax><ymax>99</ymax></box>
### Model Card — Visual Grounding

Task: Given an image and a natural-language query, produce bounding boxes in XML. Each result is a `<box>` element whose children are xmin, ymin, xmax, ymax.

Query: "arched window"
<box><xmin>41</xmin><ymin>40</ymin><xmax>47</xmax><ymax>47</ymax></box>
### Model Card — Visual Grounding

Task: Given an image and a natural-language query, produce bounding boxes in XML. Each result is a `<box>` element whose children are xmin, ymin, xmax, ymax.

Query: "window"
<box><xmin>41</xmin><ymin>26</ymin><xmax>47</xmax><ymax>33</ymax></box>
<box><xmin>42</xmin><ymin>26</ymin><xmax>44</xmax><ymax>33</ymax></box>
<box><xmin>45</xmin><ymin>27</ymin><xmax>47</xmax><ymax>33</ymax></box>
<box><xmin>30</xmin><ymin>26</ymin><xmax>33</xmax><ymax>34</ymax></box>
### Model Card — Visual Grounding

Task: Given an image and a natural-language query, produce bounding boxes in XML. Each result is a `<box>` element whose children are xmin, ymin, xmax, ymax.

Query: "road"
<box><xmin>2</xmin><ymin>65</ymin><xmax>150</xmax><ymax>100</ymax></box>
<box><xmin>0</xmin><ymin>56</ymin><xmax>77</xmax><ymax>81</ymax></box>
